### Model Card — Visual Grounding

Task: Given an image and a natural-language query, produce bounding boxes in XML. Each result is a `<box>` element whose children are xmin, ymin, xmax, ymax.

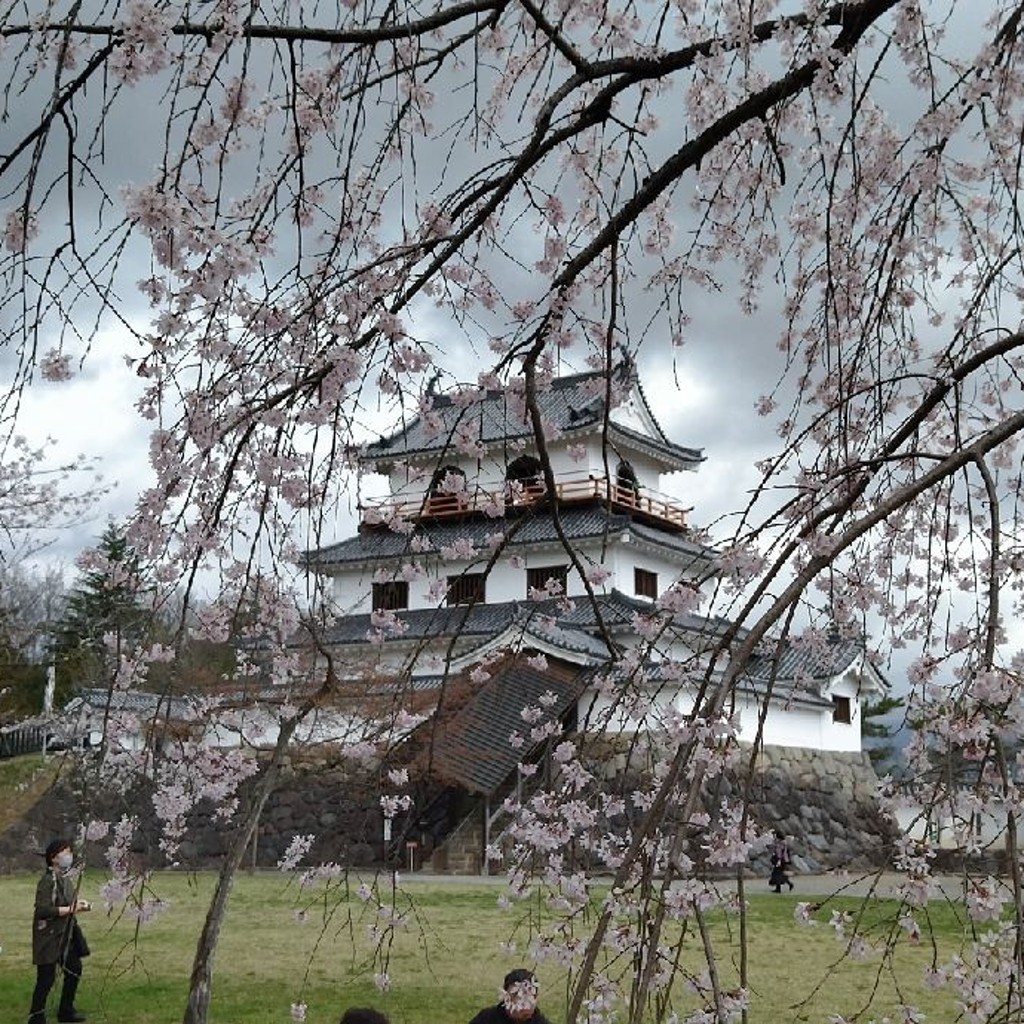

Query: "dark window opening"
<box><xmin>561</xmin><ymin>700</ymin><xmax>579</xmax><ymax>733</ymax></box>
<box><xmin>425</xmin><ymin>465</ymin><xmax>468</xmax><ymax>516</ymax></box>
<box><xmin>832</xmin><ymin>695</ymin><xmax>852</xmax><ymax>724</ymax></box>
<box><xmin>372</xmin><ymin>581</ymin><xmax>409</xmax><ymax>611</ymax></box>
<box><xmin>616</xmin><ymin>460</ymin><xmax>640</xmax><ymax>501</ymax></box>
<box><xmin>447</xmin><ymin>572</ymin><xmax>486</xmax><ymax>606</ymax></box>
<box><xmin>527</xmin><ymin>564</ymin><xmax>568</xmax><ymax>596</ymax></box>
<box><xmin>506</xmin><ymin>455</ymin><xmax>544</xmax><ymax>502</ymax></box>
<box><xmin>429</xmin><ymin>465</ymin><xmax>466</xmax><ymax>497</ymax></box>
<box><xmin>634</xmin><ymin>567</ymin><xmax>658</xmax><ymax>600</ymax></box>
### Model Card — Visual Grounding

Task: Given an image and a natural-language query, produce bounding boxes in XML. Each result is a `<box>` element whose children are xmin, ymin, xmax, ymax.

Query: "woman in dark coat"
<box><xmin>27</xmin><ymin>838</ymin><xmax>91</xmax><ymax>1024</ymax></box>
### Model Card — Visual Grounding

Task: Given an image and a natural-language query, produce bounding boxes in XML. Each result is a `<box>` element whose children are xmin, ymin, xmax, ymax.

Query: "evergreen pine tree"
<box><xmin>53</xmin><ymin>523</ymin><xmax>151</xmax><ymax>700</ymax></box>
<box><xmin>861</xmin><ymin>694</ymin><xmax>906</xmax><ymax>771</ymax></box>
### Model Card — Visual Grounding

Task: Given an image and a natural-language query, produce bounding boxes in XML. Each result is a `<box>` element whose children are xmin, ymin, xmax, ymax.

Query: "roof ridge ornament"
<box><xmin>614</xmin><ymin>343</ymin><xmax>636</xmax><ymax>383</ymax></box>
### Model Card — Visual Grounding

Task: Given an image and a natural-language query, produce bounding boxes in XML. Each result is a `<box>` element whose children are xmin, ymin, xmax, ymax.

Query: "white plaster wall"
<box><xmin>378</xmin><ymin>430</ymin><xmax>686</xmax><ymax>504</ymax></box>
<box><xmin>577</xmin><ymin>686</ymin><xmax>682</xmax><ymax>733</ymax></box>
<box><xmin>893</xmin><ymin>796</ymin><xmax>1007</xmax><ymax>851</ymax></box>
<box><xmin>609</xmin><ymin>393</ymin><xmax>650</xmax><ymax>436</ymax></box>
<box><xmin>742</xmin><ymin>694</ymin><xmax>861</xmax><ymax>752</ymax></box>
<box><xmin>580</xmin><ymin>684</ymin><xmax>861</xmax><ymax>753</ymax></box>
<box><xmin>608</xmin><ymin>539</ymin><xmax>706</xmax><ymax>589</ymax></box>
<box><xmin>204</xmin><ymin>708</ymin><xmax>376</xmax><ymax>749</ymax></box>
<box><xmin>327</xmin><ymin>532</ymin><xmax>703</xmax><ymax>614</ymax></box>
<box><xmin>318</xmin><ymin>632</ymin><xmax>487</xmax><ymax>681</ymax></box>
<box><xmin>566</xmin><ymin>436</ymin><xmax>662</xmax><ymax>490</ymax></box>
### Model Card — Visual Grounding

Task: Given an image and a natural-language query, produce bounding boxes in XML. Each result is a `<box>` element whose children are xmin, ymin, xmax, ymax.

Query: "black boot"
<box><xmin>57</xmin><ymin>962</ymin><xmax>85</xmax><ymax>1022</ymax></box>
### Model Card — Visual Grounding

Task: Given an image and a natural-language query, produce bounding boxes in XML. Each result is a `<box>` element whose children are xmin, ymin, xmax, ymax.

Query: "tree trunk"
<box><xmin>182</xmin><ymin>719</ymin><xmax>297</xmax><ymax>1024</ymax></box>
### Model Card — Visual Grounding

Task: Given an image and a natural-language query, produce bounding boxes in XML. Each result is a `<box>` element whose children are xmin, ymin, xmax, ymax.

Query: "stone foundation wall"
<box><xmin>0</xmin><ymin>741</ymin><xmax>897</xmax><ymax>876</ymax></box>
<box><xmin>582</xmin><ymin>738</ymin><xmax>897</xmax><ymax>874</ymax></box>
<box><xmin>0</xmin><ymin>750</ymin><xmax>387</xmax><ymax>874</ymax></box>
<box><xmin>743</xmin><ymin>744</ymin><xmax>895</xmax><ymax>871</ymax></box>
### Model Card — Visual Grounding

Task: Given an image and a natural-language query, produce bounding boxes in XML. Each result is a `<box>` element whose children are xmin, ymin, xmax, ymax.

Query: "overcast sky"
<box><xmin>7</xmin><ymin>1</ymin><xmax>1013</xmax><ymax>705</ymax></box>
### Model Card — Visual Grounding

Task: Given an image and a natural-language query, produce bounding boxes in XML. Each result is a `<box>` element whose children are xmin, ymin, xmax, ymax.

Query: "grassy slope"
<box><xmin>0</xmin><ymin>754</ymin><xmax>62</xmax><ymax>835</ymax></box>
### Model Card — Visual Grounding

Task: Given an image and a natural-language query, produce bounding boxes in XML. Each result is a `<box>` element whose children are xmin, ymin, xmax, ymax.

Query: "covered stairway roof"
<box><xmin>404</xmin><ymin>655</ymin><xmax>591</xmax><ymax>795</ymax></box>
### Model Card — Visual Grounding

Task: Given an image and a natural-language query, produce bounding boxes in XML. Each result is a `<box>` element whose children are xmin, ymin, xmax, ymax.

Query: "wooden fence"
<box><xmin>0</xmin><ymin>724</ymin><xmax>46</xmax><ymax>759</ymax></box>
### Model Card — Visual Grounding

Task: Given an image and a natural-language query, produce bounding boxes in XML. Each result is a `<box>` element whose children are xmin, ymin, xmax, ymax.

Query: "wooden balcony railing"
<box><xmin>360</xmin><ymin>472</ymin><xmax>690</xmax><ymax>532</ymax></box>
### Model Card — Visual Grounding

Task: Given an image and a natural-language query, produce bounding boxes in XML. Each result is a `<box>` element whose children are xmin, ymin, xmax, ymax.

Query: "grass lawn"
<box><xmin>0</xmin><ymin>869</ymin><xmax>987</xmax><ymax>1023</ymax></box>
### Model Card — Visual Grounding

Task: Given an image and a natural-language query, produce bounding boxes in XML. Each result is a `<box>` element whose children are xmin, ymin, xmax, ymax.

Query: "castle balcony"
<box><xmin>359</xmin><ymin>471</ymin><xmax>691</xmax><ymax>532</ymax></box>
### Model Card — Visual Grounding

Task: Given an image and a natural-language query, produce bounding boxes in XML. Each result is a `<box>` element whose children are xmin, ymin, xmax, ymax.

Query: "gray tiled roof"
<box><xmin>307</xmin><ymin>505</ymin><xmax>716</xmax><ymax>568</ymax></box>
<box><xmin>66</xmin><ymin>688</ymin><xmax>198</xmax><ymax>720</ymax></box>
<box><xmin>412</xmin><ymin>656</ymin><xmax>592</xmax><ymax>794</ymax></box>
<box><xmin>361</xmin><ymin>366</ymin><xmax>702</xmax><ymax>470</ymax></box>
<box><xmin>321</xmin><ymin>597</ymin><xmax>613</xmax><ymax>661</ymax></box>
<box><xmin>745</xmin><ymin>638</ymin><xmax>875</xmax><ymax>689</ymax></box>
<box><xmin>323</xmin><ymin>601</ymin><xmax>517</xmax><ymax>644</ymax></box>
<box><xmin>319</xmin><ymin>590</ymin><xmax>732</xmax><ymax>650</ymax></box>
<box><xmin>560</xmin><ymin>588</ymin><xmax>736</xmax><ymax>639</ymax></box>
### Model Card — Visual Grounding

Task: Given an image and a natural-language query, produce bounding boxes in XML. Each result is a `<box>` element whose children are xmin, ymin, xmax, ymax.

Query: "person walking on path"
<box><xmin>768</xmin><ymin>829</ymin><xmax>795</xmax><ymax>893</ymax></box>
<box><xmin>27</xmin><ymin>838</ymin><xmax>92</xmax><ymax>1024</ymax></box>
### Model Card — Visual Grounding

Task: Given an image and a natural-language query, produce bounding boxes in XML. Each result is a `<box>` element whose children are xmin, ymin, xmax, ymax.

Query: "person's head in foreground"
<box><xmin>340</xmin><ymin>1008</ymin><xmax>389</xmax><ymax>1024</ymax></box>
<box><xmin>44</xmin><ymin>837</ymin><xmax>74</xmax><ymax>871</ymax></box>
<box><xmin>502</xmin><ymin>969</ymin><xmax>540</xmax><ymax>1022</ymax></box>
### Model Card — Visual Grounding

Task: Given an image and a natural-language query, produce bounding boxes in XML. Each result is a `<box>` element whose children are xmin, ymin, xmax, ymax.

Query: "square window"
<box><xmin>372</xmin><ymin>581</ymin><xmax>409</xmax><ymax>611</ymax></box>
<box><xmin>447</xmin><ymin>572</ymin><xmax>486</xmax><ymax>606</ymax></box>
<box><xmin>634</xmin><ymin>567</ymin><xmax>658</xmax><ymax>600</ymax></box>
<box><xmin>526</xmin><ymin>564</ymin><xmax>568</xmax><ymax>596</ymax></box>
<box><xmin>832</xmin><ymin>695</ymin><xmax>852</xmax><ymax>724</ymax></box>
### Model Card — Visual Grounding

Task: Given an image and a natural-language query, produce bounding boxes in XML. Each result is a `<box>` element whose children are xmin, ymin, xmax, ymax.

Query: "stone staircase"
<box><xmin>432</xmin><ymin>801</ymin><xmax>483</xmax><ymax>874</ymax></box>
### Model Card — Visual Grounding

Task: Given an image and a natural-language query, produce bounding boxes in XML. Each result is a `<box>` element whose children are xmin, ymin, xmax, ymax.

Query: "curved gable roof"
<box><xmin>361</xmin><ymin>363</ymin><xmax>703</xmax><ymax>472</ymax></box>
<box><xmin>306</xmin><ymin>505</ymin><xmax>717</xmax><ymax>571</ymax></box>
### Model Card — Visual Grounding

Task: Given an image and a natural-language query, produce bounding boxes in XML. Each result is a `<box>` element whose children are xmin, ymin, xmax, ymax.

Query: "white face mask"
<box><xmin>55</xmin><ymin>851</ymin><xmax>73</xmax><ymax>870</ymax></box>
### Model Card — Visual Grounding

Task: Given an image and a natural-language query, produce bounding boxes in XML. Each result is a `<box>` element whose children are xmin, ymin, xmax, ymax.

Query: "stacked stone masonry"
<box><xmin>0</xmin><ymin>742</ymin><xmax>896</xmax><ymax>876</ymax></box>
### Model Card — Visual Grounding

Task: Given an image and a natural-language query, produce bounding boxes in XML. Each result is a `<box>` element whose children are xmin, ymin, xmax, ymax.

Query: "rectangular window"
<box><xmin>447</xmin><ymin>572</ymin><xmax>486</xmax><ymax>606</ymax></box>
<box><xmin>526</xmin><ymin>564</ymin><xmax>568</xmax><ymax>596</ymax></box>
<box><xmin>372</xmin><ymin>581</ymin><xmax>409</xmax><ymax>611</ymax></box>
<box><xmin>634</xmin><ymin>567</ymin><xmax>658</xmax><ymax>600</ymax></box>
<box><xmin>832</xmin><ymin>695</ymin><xmax>852</xmax><ymax>724</ymax></box>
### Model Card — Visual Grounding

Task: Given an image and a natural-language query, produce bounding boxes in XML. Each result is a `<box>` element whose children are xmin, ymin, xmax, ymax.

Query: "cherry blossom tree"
<box><xmin>0</xmin><ymin>432</ymin><xmax>102</xmax><ymax>716</ymax></box>
<box><xmin>5</xmin><ymin>1</ymin><xmax>1024</xmax><ymax>1022</ymax></box>
<box><xmin>0</xmin><ymin>434</ymin><xmax>104</xmax><ymax>562</ymax></box>
<box><xmin>0</xmin><ymin>562</ymin><xmax>66</xmax><ymax>721</ymax></box>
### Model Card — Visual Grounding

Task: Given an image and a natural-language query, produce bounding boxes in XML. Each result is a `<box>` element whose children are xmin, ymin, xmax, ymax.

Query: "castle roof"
<box><xmin>306</xmin><ymin>505</ymin><xmax>716</xmax><ymax>571</ymax></box>
<box><xmin>318</xmin><ymin>590</ymin><xmax>730</xmax><ymax>653</ymax></box>
<box><xmin>65</xmin><ymin>687</ymin><xmax>198</xmax><ymax>720</ymax></box>
<box><xmin>317</xmin><ymin>591</ymin><xmax>885</xmax><ymax>712</ymax></box>
<box><xmin>403</xmin><ymin>656</ymin><xmax>592</xmax><ymax>795</ymax></box>
<box><xmin>746</xmin><ymin>636</ymin><xmax>868</xmax><ymax>684</ymax></box>
<box><xmin>360</xmin><ymin>363</ymin><xmax>703</xmax><ymax>473</ymax></box>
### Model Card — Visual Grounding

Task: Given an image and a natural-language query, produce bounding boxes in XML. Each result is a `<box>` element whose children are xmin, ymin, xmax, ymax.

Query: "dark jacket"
<box><xmin>32</xmin><ymin>867</ymin><xmax>89</xmax><ymax>965</ymax></box>
<box><xmin>469</xmin><ymin>1005</ymin><xmax>551</xmax><ymax>1024</ymax></box>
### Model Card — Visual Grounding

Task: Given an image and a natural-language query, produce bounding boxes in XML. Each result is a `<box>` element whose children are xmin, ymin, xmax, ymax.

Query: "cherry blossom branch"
<box><xmin>0</xmin><ymin>2</ymin><xmax>507</xmax><ymax>47</ymax></box>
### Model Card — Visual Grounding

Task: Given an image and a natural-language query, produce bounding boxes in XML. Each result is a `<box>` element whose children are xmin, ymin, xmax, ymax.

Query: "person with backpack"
<box><xmin>768</xmin><ymin>829</ymin><xmax>795</xmax><ymax>893</ymax></box>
